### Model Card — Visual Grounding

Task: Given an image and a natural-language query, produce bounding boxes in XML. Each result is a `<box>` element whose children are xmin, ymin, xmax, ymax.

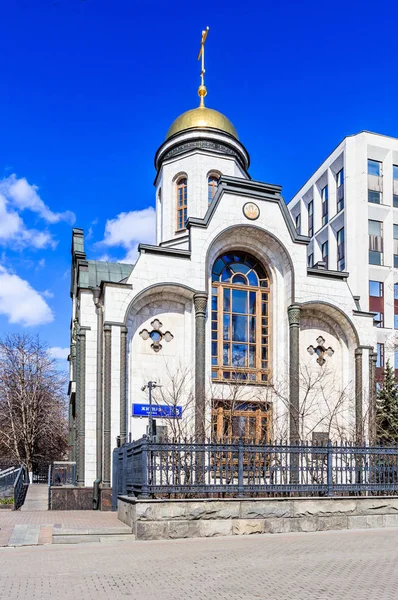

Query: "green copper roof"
<box><xmin>81</xmin><ymin>260</ymin><xmax>134</xmax><ymax>288</ymax></box>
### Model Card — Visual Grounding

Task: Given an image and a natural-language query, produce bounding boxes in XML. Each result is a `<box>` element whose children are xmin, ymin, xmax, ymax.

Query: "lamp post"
<box><xmin>141</xmin><ymin>381</ymin><xmax>161</xmax><ymax>440</ymax></box>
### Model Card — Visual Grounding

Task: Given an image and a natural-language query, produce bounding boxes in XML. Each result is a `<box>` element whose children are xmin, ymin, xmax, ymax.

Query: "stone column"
<box><xmin>93</xmin><ymin>289</ymin><xmax>103</xmax><ymax>484</ymax></box>
<box><xmin>103</xmin><ymin>324</ymin><xmax>112</xmax><ymax>488</ymax></box>
<box><xmin>368</xmin><ymin>350</ymin><xmax>377</xmax><ymax>443</ymax></box>
<box><xmin>194</xmin><ymin>293</ymin><xmax>208</xmax><ymax>441</ymax></box>
<box><xmin>70</xmin><ymin>331</ymin><xmax>77</xmax><ymax>463</ymax></box>
<box><xmin>120</xmin><ymin>326</ymin><xmax>128</xmax><ymax>446</ymax></box>
<box><xmin>76</xmin><ymin>328</ymin><xmax>87</xmax><ymax>486</ymax></box>
<box><xmin>354</xmin><ymin>348</ymin><xmax>363</xmax><ymax>443</ymax></box>
<box><xmin>288</xmin><ymin>304</ymin><xmax>301</xmax><ymax>443</ymax></box>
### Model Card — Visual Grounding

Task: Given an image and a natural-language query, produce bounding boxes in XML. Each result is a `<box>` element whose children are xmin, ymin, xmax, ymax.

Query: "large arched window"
<box><xmin>208</xmin><ymin>175</ymin><xmax>219</xmax><ymax>204</ymax></box>
<box><xmin>211</xmin><ymin>251</ymin><xmax>270</xmax><ymax>383</ymax></box>
<box><xmin>176</xmin><ymin>177</ymin><xmax>187</xmax><ymax>231</ymax></box>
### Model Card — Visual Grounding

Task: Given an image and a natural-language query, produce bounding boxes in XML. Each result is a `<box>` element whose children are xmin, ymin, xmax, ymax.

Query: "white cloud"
<box><xmin>97</xmin><ymin>253</ymin><xmax>113</xmax><ymax>262</ymax></box>
<box><xmin>0</xmin><ymin>175</ymin><xmax>74</xmax><ymax>250</ymax></box>
<box><xmin>42</xmin><ymin>289</ymin><xmax>54</xmax><ymax>298</ymax></box>
<box><xmin>86</xmin><ymin>218</ymin><xmax>98</xmax><ymax>241</ymax></box>
<box><xmin>48</xmin><ymin>347</ymin><xmax>69</xmax><ymax>360</ymax></box>
<box><xmin>100</xmin><ymin>207</ymin><xmax>156</xmax><ymax>262</ymax></box>
<box><xmin>0</xmin><ymin>265</ymin><xmax>54</xmax><ymax>326</ymax></box>
<box><xmin>0</xmin><ymin>175</ymin><xmax>75</xmax><ymax>224</ymax></box>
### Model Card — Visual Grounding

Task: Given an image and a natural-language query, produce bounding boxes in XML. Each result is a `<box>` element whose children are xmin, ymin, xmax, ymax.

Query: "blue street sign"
<box><xmin>132</xmin><ymin>404</ymin><xmax>182</xmax><ymax>418</ymax></box>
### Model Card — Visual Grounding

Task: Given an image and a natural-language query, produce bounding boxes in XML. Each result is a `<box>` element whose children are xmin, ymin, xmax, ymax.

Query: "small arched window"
<box><xmin>176</xmin><ymin>177</ymin><xmax>187</xmax><ymax>231</ymax></box>
<box><xmin>211</xmin><ymin>251</ymin><xmax>270</xmax><ymax>383</ymax></box>
<box><xmin>208</xmin><ymin>175</ymin><xmax>219</xmax><ymax>204</ymax></box>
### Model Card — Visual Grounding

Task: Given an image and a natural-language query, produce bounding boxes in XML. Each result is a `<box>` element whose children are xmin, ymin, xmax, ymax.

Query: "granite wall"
<box><xmin>118</xmin><ymin>496</ymin><xmax>398</xmax><ymax>540</ymax></box>
<box><xmin>50</xmin><ymin>487</ymin><xmax>94</xmax><ymax>510</ymax></box>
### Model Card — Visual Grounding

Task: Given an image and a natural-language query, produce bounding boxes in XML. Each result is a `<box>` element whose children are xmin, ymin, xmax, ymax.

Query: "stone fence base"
<box><xmin>50</xmin><ymin>487</ymin><xmax>113</xmax><ymax>511</ymax></box>
<box><xmin>118</xmin><ymin>496</ymin><xmax>398</xmax><ymax>540</ymax></box>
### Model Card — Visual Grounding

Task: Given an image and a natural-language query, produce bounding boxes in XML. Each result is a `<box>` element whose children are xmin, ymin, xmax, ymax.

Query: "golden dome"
<box><xmin>166</xmin><ymin>106</ymin><xmax>239</xmax><ymax>140</ymax></box>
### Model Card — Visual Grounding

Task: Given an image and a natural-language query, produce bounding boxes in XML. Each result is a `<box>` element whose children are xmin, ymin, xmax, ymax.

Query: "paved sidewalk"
<box><xmin>1</xmin><ymin>528</ymin><xmax>398</xmax><ymax>599</ymax></box>
<box><xmin>0</xmin><ymin>509</ymin><xmax>131</xmax><ymax>547</ymax></box>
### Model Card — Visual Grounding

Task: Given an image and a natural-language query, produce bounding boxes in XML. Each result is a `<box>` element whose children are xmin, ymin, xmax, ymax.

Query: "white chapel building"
<box><xmin>69</xmin><ymin>80</ymin><xmax>378</xmax><ymax>488</ymax></box>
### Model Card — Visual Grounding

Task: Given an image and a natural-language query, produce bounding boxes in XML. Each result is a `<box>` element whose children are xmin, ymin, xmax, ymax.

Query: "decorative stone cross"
<box><xmin>139</xmin><ymin>319</ymin><xmax>174</xmax><ymax>353</ymax></box>
<box><xmin>307</xmin><ymin>336</ymin><xmax>334</xmax><ymax>366</ymax></box>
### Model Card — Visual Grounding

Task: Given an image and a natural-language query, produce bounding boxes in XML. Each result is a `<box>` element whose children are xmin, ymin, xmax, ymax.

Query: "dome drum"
<box><xmin>155</xmin><ymin>125</ymin><xmax>250</xmax><ymax>173</ymax></box>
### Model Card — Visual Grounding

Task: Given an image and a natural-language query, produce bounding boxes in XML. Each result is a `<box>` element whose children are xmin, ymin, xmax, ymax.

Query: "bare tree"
<box><xmin>271</xmin><ymin>361</ymin><xmax>355</xmax><ymax>442</ymax></box>
<box><xmin>0</xmin><ymin>334</ymin><xmax>68</xmax><ymax>471</ymax></box>
<box><xmin>150</xmin><ymin>363</ymin><xmax>196</xmax><ymax>439</ymax></box>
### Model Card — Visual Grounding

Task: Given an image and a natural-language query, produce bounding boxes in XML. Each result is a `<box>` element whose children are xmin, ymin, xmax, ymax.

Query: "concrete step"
<box><xmin>53</xmin><ymin>533</ymin><xmax>136</xmax><ymax>544</ymax></box>
<box><xmin>52</xmin><ymin>525</ymin><xmax>134</xmax><ymax>544</ymax></box>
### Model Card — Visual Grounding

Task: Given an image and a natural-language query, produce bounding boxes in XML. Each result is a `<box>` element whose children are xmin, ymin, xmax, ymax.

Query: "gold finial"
<box><xmin>197</xmin><ymin>26</ymin><xmax>209</xmax><ymax>107</ymax></box>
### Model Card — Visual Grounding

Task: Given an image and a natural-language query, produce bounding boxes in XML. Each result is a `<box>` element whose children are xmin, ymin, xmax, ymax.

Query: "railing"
<box><xmin>112</xmin><ymin>438</ymin><xmax>398</xmax><ymax>507</ymax></box>
<box><xmin>13</xmin><ymin>466</ymin><xmax>29</xmax><ymax>510</ymax></box>
<box><xmin>49</xmin><ymin>461</ymin><xmax>77</xmax><ymax>486</ymax></box>
<box><xmin>0</xmin><ymin>467</ymin><xmax>19</xmax><ymax>496</ymax></box>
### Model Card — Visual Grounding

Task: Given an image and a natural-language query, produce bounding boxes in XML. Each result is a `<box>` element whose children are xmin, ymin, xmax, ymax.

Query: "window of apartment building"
<box><xmin>368</xmin><ymin>159</ymin><xmax>381</xmax><ymax>177</ymax></box>
<box><xmin>321</xmin><ymin>240</ymin><xmax>328</xmax><ymax>269</ymax></box>
<box><xmin>373</xmin><ymin>312</ymin><xmax>384</xmax><ymax>327</ymax></box>
<box><xmin>368</xmin><ymin>190</ymin><xmax>381</xmax><ymax>204</ymax></box>
<box><xmin>321</xmin><ymin>185</ymin><xmax>328</xmax><ymax>226</ymax></box>
<box><xmin>376</xmin><ymin>343</ymin><xmax>385</xmax><ymax>369</ymax></box>
<box><xmin>369</xmin><ymin>280</ymin><xmax>384</xmax><ymax>328</ymax></box>
<box><xmin>369</xmin><ymin>281</ymin><xmax>383</xmax><ymax>297</ymax></box>
<box><xmin>337</xmin><ymin>227</ymin><xmax>345</xmax><ymax>271</ymax></box>
<box><xmin>395</xmin><ymin>283</ymin><xmax>398</xmax><ymax>329</ymax></box>
<box><xmin>336</xmin><ymin>168</ymin><xmax>344</xmax><ymax>212</ymax></box>
<box><xmin>395</xmin><ymin>347</ymin><xmax>398</xmax><ymax>371</ymax></box>
<box><xmin>308</xmin><ymin>253</ymin><xmax>314</xmax><ymax>267</ymax></box>
<box><xmin>295</xmin><ymin>213</ymin><xmax>301</xmax><ymax>234</ymax></box>
<box><xmin>394</xmin><ymin>166</ymin><xmax>398</xmax><ymax>208</ymax></box>
<box><xmin>308</xmin><ymin>200</ymin><xmax>314</xmax><ymax>237</ymax></box>
<box><xmin>394</xmin><ymin>225</ymin><xmax>398</xmax><ymax>268</ymax></box>
<box><xmin>369</xmin><ymin>220</ymin><xmax>383</xmax><ymax>265</ymax></box>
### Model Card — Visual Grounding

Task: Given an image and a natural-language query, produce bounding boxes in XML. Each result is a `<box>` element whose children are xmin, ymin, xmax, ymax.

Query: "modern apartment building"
<box><xmin>288</xmin><ymin>131</ymin><xmax>398</xmax><ymax>380</ymax></box>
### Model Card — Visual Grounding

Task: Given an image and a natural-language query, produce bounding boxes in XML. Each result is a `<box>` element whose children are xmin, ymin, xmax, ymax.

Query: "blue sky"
<box><xmin>1</xmin><ymin>0</ymin><xmax>397</xmax><ymax>360</ymax></box>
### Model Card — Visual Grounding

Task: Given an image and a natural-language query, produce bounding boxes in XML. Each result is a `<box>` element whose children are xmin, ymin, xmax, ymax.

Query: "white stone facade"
<box><xmin>69</xmin><ymin>117</ymin><xmax>378</xmax><ymax>487</ymax></box>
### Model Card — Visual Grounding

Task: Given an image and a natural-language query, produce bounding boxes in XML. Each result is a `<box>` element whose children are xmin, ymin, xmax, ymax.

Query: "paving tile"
<box><xmin>1</xmin><ymin>528</ymin><xmax>398</xmax><ymax>599</ymax></box>
<box><xmin>38</xmin><ymin>526</ymin><xmax>53</xmax><ymax>545</ymax></box>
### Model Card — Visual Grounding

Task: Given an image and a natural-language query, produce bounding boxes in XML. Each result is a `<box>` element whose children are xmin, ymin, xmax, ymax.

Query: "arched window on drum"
<box><xmin>208</xmin><ymin>175</ymin><xmax>219</xmax><ymax>204</ymax></box>
<box><xmin>211</xmin><ymin>251</ymin><xmax>270</xmax><ymax>383</ymax></box>
<box><xmin>176</xmin><ymin>177</ymin><xmax>187</xmax><ymax>230</ymax></box>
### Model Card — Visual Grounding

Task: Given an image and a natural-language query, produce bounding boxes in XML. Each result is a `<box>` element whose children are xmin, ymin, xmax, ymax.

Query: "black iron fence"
<box><xmin>112</xmin><ymin>437</ymin><xmax>398</xmax><ymax>507</ymax></box>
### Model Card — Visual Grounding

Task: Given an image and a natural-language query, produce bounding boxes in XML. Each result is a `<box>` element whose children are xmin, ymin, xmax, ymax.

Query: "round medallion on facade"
<box><xmin>243</xmin><ymin>202</ymin><xmax>260</xmax><ymax>220</ymax></box>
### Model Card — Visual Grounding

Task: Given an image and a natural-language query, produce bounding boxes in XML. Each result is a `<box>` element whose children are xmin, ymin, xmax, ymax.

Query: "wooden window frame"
<box><xmin>176</xmin><ymin>177</ymin><xmax>187</xmax><ymax>231</ymax></box>
<box><xmin>211</xmin><ymin>400</ymin><xmax>272</xmax><ymax>443</ymax></box>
